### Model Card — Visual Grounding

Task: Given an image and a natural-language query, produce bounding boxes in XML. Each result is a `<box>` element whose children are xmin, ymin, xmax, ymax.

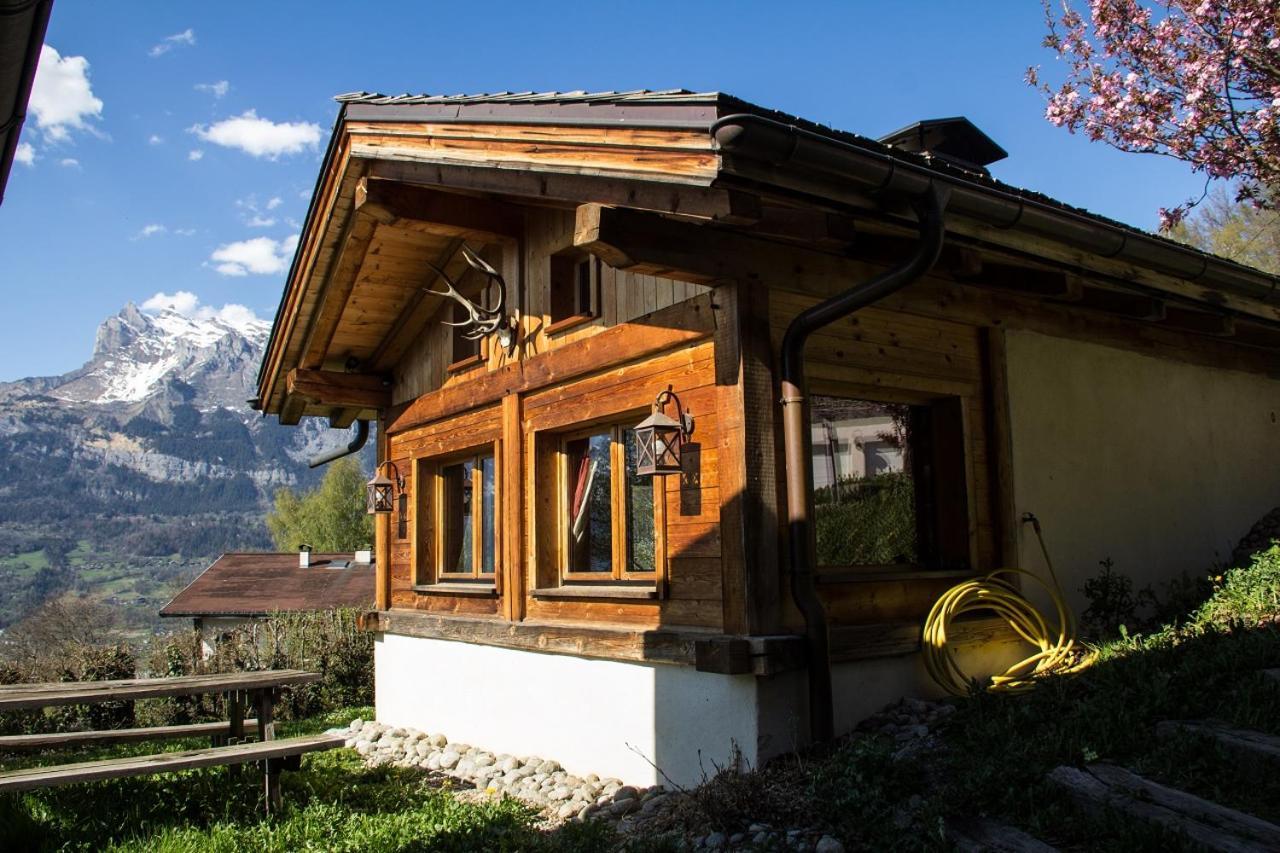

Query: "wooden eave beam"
<box><xmin>367</xmin><ymin>157</ymin><xmax>761</xmax><ymax>224</ymax></box>
<box><xmin>365</xmin><ymin>238</ymin><xmax>470</xmax><ymax>373</ymax></box>
<box><xmin>355</xmin><ymin>177</ymin><xmax>523</xmax><ymax>242</ymax></box>
<box><xmin>297</xmin><ymin>209</ymin><xmax>381</xmax><ymax>370</ymax></box>
<box><xmin>286</xmin><ymin>368</ymin><xmax>392</xmax><ymax>411</ymax></box>
<box><xmin>1160</xmin><ymin>306</ymin><xmax>1237</xmax><ymax>337</ymax></box>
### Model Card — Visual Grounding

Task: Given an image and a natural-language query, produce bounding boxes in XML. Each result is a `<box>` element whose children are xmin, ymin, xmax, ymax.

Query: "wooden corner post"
<box><xmin>375</xmin><ymin>416</ymin><xmax>392</xmax><ymax>610</ymax></box>
<box><xmin>714</xmin><ymin>280</ymin><xmax>782</xmax><ymax>636</ymax></box>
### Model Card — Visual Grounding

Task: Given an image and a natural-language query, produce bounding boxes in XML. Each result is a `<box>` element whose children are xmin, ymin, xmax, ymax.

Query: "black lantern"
<box><xmin>633</xmin><ymin>388</ymin><xmax>693</xmax><ymax>478</ymax></box>
<box><xmin>366</xmin><ymin>461</ymin><xmax>404</xmax><ymax>515</ymax></box>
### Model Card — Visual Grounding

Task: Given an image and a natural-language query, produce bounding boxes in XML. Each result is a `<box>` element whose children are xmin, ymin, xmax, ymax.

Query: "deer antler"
<box><xmin>422</xmin><ymin>246</ymin><xmax>510</xmax><ymax>342</ymax></box>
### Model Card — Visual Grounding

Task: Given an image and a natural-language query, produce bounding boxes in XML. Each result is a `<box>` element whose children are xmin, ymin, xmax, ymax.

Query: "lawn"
<box><xmin>0</xmin><ymin>707</ymin><xmax>628</xmax><ymax>852</ymax></box>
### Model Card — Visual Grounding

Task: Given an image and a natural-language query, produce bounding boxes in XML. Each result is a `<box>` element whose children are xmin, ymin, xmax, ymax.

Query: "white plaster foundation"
<box><xmin>376</xmin><ymin>633</ymin><xmax>770</xmax><ymax>788</ymax></box>
<box><xmin>374</xmin><ymin>629</ymin><xmax>1032</xmax><ymax>787</ymax></box>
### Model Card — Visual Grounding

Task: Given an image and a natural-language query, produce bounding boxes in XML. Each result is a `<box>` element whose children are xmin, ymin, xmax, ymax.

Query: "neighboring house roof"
<box><xmin>159</xmin><ymin>552</ymin><xmax>375</xmax><ymax>617</ymax></box>
<box><xmin>0</xmin><ymin>0</ymin><xmax>53</xmax><ymax>205</ymax></box>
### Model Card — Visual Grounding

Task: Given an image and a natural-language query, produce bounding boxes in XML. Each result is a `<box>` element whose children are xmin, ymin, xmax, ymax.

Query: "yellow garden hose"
<box><xmin>922</xmin><ymin>514</ymin><xmax>1096</xmax><ymax>696</ymax></box>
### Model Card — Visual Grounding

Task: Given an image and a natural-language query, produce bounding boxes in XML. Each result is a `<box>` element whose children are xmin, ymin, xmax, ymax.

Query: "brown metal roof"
<box><xmin>159</xmin><ymin>552</ymin><xmax>375</xmax><ymax>617</ymax></box>
<box><xmin>0</xmin><ymin>0</ymin><xmax>54</xmax><ymax>205</ymax></box>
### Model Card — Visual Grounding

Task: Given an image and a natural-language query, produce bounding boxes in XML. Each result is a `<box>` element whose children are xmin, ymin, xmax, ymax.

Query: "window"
<box><xmin>809</xmin><ymin>394</ymin><xmax>969</xmax><ymax>571</ymax></box>
<box><xmin>560</xmin><ymin>425</ymin><xmax>658</xmax><ymax>581</ymax></box>
<box><xmin>548</xmin><ymin>251</ymin><xmax>600</xmax><ymax>333</ymax></box>
<box><xmin>419</xmin><ymin>450</ymin><xmax>498</xmax><ymax>583</ymax></box>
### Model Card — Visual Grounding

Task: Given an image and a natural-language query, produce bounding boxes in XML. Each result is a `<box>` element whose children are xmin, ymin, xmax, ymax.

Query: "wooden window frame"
<box><xmin>547</xmin><ymin>251</ymin><xmax>601</xmax><ymax>335</ymax></box>
<box><xmin>555</xmin><ymin>423</ymin><xmax>664</xmax><ymax>585</ymax></box>
<box><xmin>808</xmin><ymin>385</ymin><xmax>974</xmax><ymax>580</ymax></box>
<box><xmin>412</xmin><ymin>443</ymin><xmax>501</xmax><ymax>587</ymax></box>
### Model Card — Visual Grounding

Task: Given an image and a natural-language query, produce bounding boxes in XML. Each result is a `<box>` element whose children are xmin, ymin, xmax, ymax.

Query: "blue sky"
<box><xmin>0</xmin><ymin>1</ymin><xmax>1210</xmax><ymax>382</ymax></box>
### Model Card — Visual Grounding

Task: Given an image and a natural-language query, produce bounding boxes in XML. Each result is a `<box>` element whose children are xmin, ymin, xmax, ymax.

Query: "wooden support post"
<box><xmin>375</xmin><ymin>418</ymin><xmax>392</xmax><ymax>610</ymax></box>
<box><xmin>256</xmin><ymin>688</ymin><xmax>280</xmax><ymax>815</ymax></box>
<box><xmin>714</xmin><ymin>281</ymin><xmax>782</xmax><ymax>635</ymax></box>
<box><xmin>501</xmin><ymin>392</ymin><xmax>525</xmax><ymax>622</ymax></box>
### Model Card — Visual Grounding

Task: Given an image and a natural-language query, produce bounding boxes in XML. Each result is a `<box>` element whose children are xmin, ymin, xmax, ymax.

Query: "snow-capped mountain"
<box><xmin>0</xmin><ymin>303</ymin><xmax>364</xmax><ymax>524</ymax></box>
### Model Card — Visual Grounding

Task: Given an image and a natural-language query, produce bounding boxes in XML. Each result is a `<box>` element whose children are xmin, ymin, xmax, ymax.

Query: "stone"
<box><xmin>704</xmin><ymin>832</ymin><xmax>726</xmax><ymax>850</ymax></box>
<box><xmin>536</xmin><ymin>759</ymin><xmax>561</xmax><ymax>774</ymax></box>
<box><xmin>563</xmin><ymin>774</ymin><xmax>582</xmax><ymax>788</ymax></box>
<box><xmin>451</xmin><ymin>743</ymin><xmax>471</xmax><ymax>754</ymax></box>
<box><xmin>753</xmin><ymin>831</ymin><xmax>770</xmax><ymax>846</ymax></box>
<box><xmin>456</xmin><ymin>757</ymin><xmax>476</xmax><ymax>775</ymax></box>
<box><xmin>498</xmin><ymin>755</ymin><xmax>519</xmax><ymax>772</ymax></box>
<box><xmin>414</xmin><ymin>742</ymin><xmax>433</xmax><ymax>758</ymax></box>
<box><xmin>815</xmin><ymin>836</ymin><xmax>844</xmax><ymax>853</ymax></box>
<box><xmin>438</xmin><ymin>751</ymin><xmax>461</xmax><ymax>770</ymax></box>
<box><xmin>348</xmin><ymin>718</ymin><xmax>364</xmax><ymax>731</ymax></box>
<box><xmin>729</xmin><ymin>833</ymin><xmax>745</xmax><ymax>846</ymax></box>
<box><xmin>613</xmin><ymin>785</ymin><xmax>639</xmax><ymax>802</ymax></box>
<box><xmin>428</xmin><ymin>733</ymin><xmax>448</xmax><ymax>747</ymax></box>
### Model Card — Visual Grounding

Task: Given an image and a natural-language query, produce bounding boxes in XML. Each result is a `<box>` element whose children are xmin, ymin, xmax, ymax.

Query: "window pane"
<box><xmin>441</xmin><ymin>460</ymin><xmax>474</xmax><ymax>573</ymax></box>
<box><xmin>624</xmin><ymin>428</ymin><xmax>655</xmax><ymax>573</ymax></box>
<box><xmin>480</xmin><ymin>455</ymin><xmax>496</xmax><ymax>574</ymax></box>
<box><xmin>809</xmin><ymin>395</ymin><xmax>918</xmax><ymax>566</ymax></box>
<box><xmin>566</xmin><ymin>433</ymin><xmax>612</xmax><ymax>573</ymax></box>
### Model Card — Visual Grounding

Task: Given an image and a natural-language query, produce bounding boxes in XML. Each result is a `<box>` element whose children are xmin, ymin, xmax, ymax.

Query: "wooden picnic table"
<box><xmin>0</xmin><ymin>669</ymin><xmax>335</xmax><ymax>813</ymax></box>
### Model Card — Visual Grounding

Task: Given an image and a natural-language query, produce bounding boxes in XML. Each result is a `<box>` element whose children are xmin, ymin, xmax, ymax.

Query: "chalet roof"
<box><xmin>0</xmin><ymin>0</ymin><xmax>53</xmax><ymax>205</ymax></box>
<box><xmin>159</xmin><ymin>552</ymin><xmax>375</xmax><ymax>618</ymax></box>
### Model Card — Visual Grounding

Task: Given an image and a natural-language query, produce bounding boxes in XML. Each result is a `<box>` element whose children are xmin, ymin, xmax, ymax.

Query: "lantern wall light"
<box><xmin>366</xmin><ymin>460</ymin><xmax>405</xmax><ymax>515</ymax></box>
<box><xmin>633</xmin><ymin>387</ymin><xmax>694</xmax><ymax>478</ymax></box>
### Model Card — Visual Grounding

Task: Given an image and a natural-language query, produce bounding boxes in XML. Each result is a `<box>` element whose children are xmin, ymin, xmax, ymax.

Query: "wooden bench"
<box><xmin>0</xmin><ymin>719</ymin><xmax>261</xmax><ymax>751</ymax></box>
<box><xmin>0</xmin><ymin>670</ymin><xmax>333</xmax><ymax>813</ymax></box>
<box><xmin>0</xmin><ymin>733</ymin><xmax>344</xmax><ymax>793</ymax></box>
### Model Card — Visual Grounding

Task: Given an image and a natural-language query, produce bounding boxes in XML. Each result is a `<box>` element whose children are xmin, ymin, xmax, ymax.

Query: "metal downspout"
<box><xmin>779</xmin><ymin>183</ymin><xmax>948</xmax><ymax>743</ymax></box>
<box><xmin>308</xmin><ymin>418</ymin><xmax>370</xmax><ymax>468</ymax></box>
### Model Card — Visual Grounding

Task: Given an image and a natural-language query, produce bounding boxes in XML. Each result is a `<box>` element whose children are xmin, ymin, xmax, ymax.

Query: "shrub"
<box><xmin>1194</xmin><ymin>544</ymin><xmax>1280</xmax><ymax>630</ymax></box>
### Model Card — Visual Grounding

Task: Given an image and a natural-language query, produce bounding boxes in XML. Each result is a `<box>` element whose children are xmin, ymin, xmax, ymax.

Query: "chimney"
<box><xmin>878</xmin><ymin>117</ymin><xmax>1007</xmax><ymax>175</ymax></box>
<box><xmin>298</xmin><ymin>544</ymin><xmax>312</xmax><ymax>568</ymax></box>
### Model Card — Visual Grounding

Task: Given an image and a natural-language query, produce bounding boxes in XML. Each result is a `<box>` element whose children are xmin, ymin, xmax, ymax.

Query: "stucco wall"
<box><xmin>1005</xmin><ymin>330</ymin><xmax>1280</xmax><ymax>611</ymax></box>
<box><xmin>375</xmin><ymin>633</ymin><xmax>769</xmax><ymax>788</ymax></box>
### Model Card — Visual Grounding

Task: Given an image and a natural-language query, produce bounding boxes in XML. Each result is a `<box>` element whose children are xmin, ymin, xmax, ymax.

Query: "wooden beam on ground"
<box><xmin>355</xmin><ymin>177</ymin><xmax>523</xmax><ymax>242</ymax></box>
<box><xmin>287</xmin><ymin>369</ymin><xmax>391</xmax><ymax>411</ymax></box>
<box><xmin>0</xmin><ymin>720</ymin><xmax>261</xmax><ymax>751</ymax></box>
<box><xmin>366</xmin><ymin>157</ymin><xmax>760</xmax><ymax>223</ymax></box>
<box><xmin>298</xmin><ymin>209</ymin><xmax>381</xmax><ymax>370</ymax></box>
<box><xmin>948</xmin><ymin>818</ymin><xmax>1059</xmax><ymax>852</ymax></box>
<box><xmin>1157</xmin><ymin>720</ymin><xmax>1280</xmax><ymax>767</ymax></box>
<box><xmin>1047</xmin><ymin>764</ymin><xmax>1280</xmax><ymax>852</ymax></box>
<box><xmin>385</xmin><ymin>291</ymin><xmax>717</xmax><ymax>434</ymax></box>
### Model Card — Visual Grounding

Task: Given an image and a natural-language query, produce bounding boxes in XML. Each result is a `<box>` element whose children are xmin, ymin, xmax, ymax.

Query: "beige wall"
<box><xmin>1006</xmin><ymin>330</ymin><xmax>1280</xmax><ymax>611</ymax></box>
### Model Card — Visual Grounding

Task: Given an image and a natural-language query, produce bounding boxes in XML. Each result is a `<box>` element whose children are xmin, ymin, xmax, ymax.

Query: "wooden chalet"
<box><xmin>254</xmin><ymin>90</ymin><xmax>1280</xmax><ymax>786</ymax></box>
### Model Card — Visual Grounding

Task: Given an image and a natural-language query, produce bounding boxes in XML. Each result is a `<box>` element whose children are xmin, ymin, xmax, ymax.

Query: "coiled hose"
<box><xmin>922</xmin><ymin>514</ymin><xmax>1096</xmax><ymax>696</ymax></box>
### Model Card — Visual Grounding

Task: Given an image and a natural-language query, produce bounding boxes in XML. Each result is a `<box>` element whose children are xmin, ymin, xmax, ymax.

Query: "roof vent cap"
<box><xmin>878</xmin><ymin>117</ymin><xmax>1007</xmax><ymax>175</ymax></box>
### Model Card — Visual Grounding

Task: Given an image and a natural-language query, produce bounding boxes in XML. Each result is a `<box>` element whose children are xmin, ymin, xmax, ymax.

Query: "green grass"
<box><xmin>0</xmin><ymin>549</ymin><xmax>49</xmax><ymax>577</ymax></box>
<box><xmin>0</xmin><ymin>706</ymin><xmax>628</xmax><ymax>852</ymax></box>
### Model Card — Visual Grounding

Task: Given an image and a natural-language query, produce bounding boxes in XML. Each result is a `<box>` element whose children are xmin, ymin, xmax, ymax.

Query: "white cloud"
<box><xmin>236</xmin><ymin>194</ymin><xmax>283</xmax><ymax>228</ymax></box>
<box><xmin>209</xmin><ymin>234</ymin><xmax>299</xmax><ymax>276</ymax></box>
<box><xmin>266</xmin><ymin>196</ymin><xmax>282</xmax><ymax>210</ymax></box>
<box><xmin>194</xmin><ymin>80</ymin><xmax>229</xmax><ymax>98</ymax></box>
<box><xmin>148</xmin><ymin>134</ymin><xmax>163</xmax><ymax>145</ymax></box>
<box><xmin>190</xmin><ymin>110</ymin><xmax>321</xmax><ymax>159</ymax></box>
<box><xmin>14</xmin><ymin>142</ymin><xmax>35</xmax><ymax>166</ymax></box>
<box><xmin>246</xmin><ymin>215</ymin><xmax>276</xmax><ymax>228</ymax></box>
<box><xmin>140</xmin><ymin>290</ymin><xmax>262</xmax><ymax>329</ymax></box>
<box><xmin>58</xmin><ymin>158</ymin><xmax>80</xmax><ymax>168</ymax></box>
<box><xmin>174</xmin><ymin>228</ymin><xmax>196</xmax><ymax>236</ymax></box>
<box><xmin>188</xmin><ymin>149</ymin><xmax>204</xmax><ymax>161</ymax></box>
<box><xmin>132</xmin><ymin>224</ymin><xmax>166</xmax><ymax>240</ymax></box>
<box><xmin>149</xmin><ymin>29</ymin><xmax>195</xmax><ymax>57</ymax></box>
<box><xmin>29</xmin><ymin>45</ymin><xmax>103</xmax><ymax>143</ymax></box>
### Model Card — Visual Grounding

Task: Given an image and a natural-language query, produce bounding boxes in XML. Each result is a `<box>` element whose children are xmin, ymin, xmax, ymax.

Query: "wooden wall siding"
<box><xmin>522</xmin><ymin>340</ymin><xmax>724</xmax><ymax>631</ymax></box>
<box><xmin>390</xmin><ymin>208</ymin><xmax>711</xmax><ymax>405</ymax></box>
<box><xmin>344</xmin><ymin>122</ymin><xmax>719</xmax><ymax>185</ymax></box>
<box><xmin>386</xmin><ymin>405</ymin><xmax>503</xmax><ymax>617</ymax></box>
<box><xmin>767</xmin><ymin>293</ymin><xmax>999</xmax><ymax>627</ymax></box>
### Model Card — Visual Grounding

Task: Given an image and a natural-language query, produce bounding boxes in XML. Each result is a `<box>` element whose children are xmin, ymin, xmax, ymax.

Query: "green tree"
<box><xmin>265</xmin><ymin>457</ymin><xmax>373</xmax><ymax>552</ymax></box>
<box><xmin>1169</xmin><ymin>187</ymin><xmax>1280</xmax><ymax>275</ymax></box>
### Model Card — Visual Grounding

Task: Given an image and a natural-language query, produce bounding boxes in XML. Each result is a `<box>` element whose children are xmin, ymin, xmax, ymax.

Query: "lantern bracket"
<box><xmin>655</xmin><ymin>387</ymin><xmax>694</xmax><ymax>439</ymax></box>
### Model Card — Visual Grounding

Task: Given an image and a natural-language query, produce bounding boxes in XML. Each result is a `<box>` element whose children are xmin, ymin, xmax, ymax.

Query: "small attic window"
<box><xmin>548</xmin><ymin>250</ymin><xmax>600</xmax><ymax>334</ymax></box>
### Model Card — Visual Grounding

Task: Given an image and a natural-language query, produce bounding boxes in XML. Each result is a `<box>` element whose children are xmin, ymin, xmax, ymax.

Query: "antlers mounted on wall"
<box><xmin>423</xmin><ymin>245</ymin><xmax>516</xmax><ymax>351</ymax></box>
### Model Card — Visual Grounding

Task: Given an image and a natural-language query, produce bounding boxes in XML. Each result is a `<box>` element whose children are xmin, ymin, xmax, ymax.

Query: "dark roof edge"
<box><xmin>712</xmin><ymin>112</ymin><xmax>1280</xmax><ymax>313</ymax></box>
<box><xmin>256</xmin><ymin>103</ymin><xmax>350</xmax><ymax>406</ymax></box>
<box><xmin>0</xmin><ymin>0</ymin><xmax>53</xmax><ymax>206</ymax></box>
